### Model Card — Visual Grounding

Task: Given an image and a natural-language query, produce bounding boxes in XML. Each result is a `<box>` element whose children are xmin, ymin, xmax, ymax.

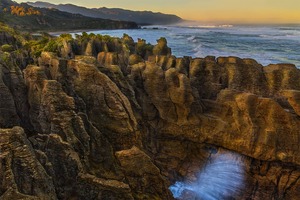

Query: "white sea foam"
<box><xmin>187</xmin><ymin>24</ymin><xmax>233</xmax><ymax>29</ymax></box>
<box><xmin>193</xmin><ymin>44</ymin><xmax>202</xmax><ymax>51</ymax></box>
<box><xmin>169</xmin><ymin>153</ymin><xmax>245</xmax><ymax>200</ymax></box>
<box><xmin>189</xmin><ymin>25</ymin><xmax>217</xmax><ymax>28</ymax></box>
<box><xmin>219</xmin><ymin>24</ymin><xmax>233</xmax><ymax>28</ymax></box>
<box><xmin>187</xmin><ymin>35</ymin><xmax>196</xmax><ymax>41</ymax></box>
<box><xmin>71</xmin><ymin>24</ymin><xmax>300</xmax><ymax>68</ymax></box>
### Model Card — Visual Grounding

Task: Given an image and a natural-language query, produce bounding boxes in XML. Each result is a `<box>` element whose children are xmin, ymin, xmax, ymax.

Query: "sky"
<box><xmin>15</xmin><ymin>0</ymin><xmax>300</xmax><ymax>24</ymax></box>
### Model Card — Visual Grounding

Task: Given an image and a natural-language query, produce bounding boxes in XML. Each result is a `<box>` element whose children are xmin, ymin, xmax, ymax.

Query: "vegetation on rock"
<box><xmin>8</xmin><ymin>5</ymin><xmax>41</xmax><ymax>16</ymax></box>
<box><xmin>1</xmin><ymin>44</ymin><xmax>14</xmax><ymax>52</ymax></box>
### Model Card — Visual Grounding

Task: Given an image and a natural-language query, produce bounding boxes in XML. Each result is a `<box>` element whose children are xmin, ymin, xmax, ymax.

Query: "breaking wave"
<box><xmin>77</xmin><ymin>24</ymin><xmax>300</xmax><ymax>68</ymax></box>
<box><xmin>169</xmin><ymin>153</ymin><xmax>245</xmax><ymax>200</ymax></box>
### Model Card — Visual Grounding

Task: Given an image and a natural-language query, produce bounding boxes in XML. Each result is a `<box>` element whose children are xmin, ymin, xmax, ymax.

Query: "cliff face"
<box><xmin>1</xmin><ymin>31</ymin><xmax>300</xmax><ymax>199</ymax></box>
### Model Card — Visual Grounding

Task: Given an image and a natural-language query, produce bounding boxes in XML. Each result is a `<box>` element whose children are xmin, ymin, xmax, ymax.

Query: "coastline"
<box><xmin>69</xmin><ymin>25</ymin><xmax>300</xmax><ymax>68</ymax></box>
<box><xmin>1</xmin><ymin>0</ymin><xmax>300</xmax><ymax>199</ymax></box>
<box><xmin>44</xmin><ymin>27</ymin><xmax>141</xmax><ymax>36</ymax></box>
<box><xmin>1</xmin><ymin>28</ymin><xmax>300</xmax><ymax>199</ymax></box>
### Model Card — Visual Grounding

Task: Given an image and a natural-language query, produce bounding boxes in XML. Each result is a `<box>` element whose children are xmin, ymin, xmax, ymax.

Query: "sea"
<box><xmin>74</xmin><ymin>24</ymin><xmax>300</xmax><ymax>68</ymax></box>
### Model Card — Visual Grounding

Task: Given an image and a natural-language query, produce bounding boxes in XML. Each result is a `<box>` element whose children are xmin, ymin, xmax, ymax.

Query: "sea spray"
<box><xmin>169</xmin><ymin>153</ymin><xmax>245</xmax><ymax>200</ymax></box>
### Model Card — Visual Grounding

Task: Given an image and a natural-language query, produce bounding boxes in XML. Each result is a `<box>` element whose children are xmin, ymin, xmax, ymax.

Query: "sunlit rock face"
<box><xmin>1</xmin><ymin>32</ymin><xmax>300</xmax><ymax>199</ymax></box>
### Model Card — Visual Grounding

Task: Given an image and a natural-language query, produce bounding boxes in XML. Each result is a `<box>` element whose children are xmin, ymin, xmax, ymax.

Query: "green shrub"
<box><xmin>59</xmin><ymin>33</ymin><xmax>73</xmax><ymax>40</ymax></box>
<box><xmin>0</xmin><ymin>52</ymin><xmax>11</xmax><ymax>64</ymax></box>
<box><xmin>43</xmin><ymin>40</ymin><xmax>60</xmax><ymax>52</ymax></box>
<box><xmin>1</xmin><ymin>44</ymin><xmax>14</xmax><ymax>52</ymax></box>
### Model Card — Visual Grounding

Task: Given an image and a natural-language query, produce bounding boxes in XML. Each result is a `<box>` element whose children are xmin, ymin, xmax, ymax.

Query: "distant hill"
<box><xmin>0</xmin><ymin>0</ymin><xmax>138</xmax><ymax>32</ymax></box>
<box><xmin>27</xmin><ymin>1</ymin><xmax>183</xmax><ymax>25</ymax></box>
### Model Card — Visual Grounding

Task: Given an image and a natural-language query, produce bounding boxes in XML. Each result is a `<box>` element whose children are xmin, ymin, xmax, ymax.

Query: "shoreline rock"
<box><xmin>1</xmin><ymin>29</ymin><xmax>300</xmax><ymax>199</ymax></box>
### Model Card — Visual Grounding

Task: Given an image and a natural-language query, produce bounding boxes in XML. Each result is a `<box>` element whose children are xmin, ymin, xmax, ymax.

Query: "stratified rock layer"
<box><xmin>1</xmin><ymin>33</ymin><xmax>300</xmax><ymax>200</ymax></box>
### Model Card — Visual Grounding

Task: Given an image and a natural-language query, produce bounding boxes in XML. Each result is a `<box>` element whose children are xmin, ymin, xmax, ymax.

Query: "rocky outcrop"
<box><xmin>0</xmin><ymin>127</ymin><xmax>57</xmax><ymax>199</ymax></box>
<box><xmin>0</xmin><ymin>52</ymin><xmax>32</xmax><ymax>131</ymax></box>
<box><xmin>116</xmin><ymin>146</ymin><xmax>173</xmax><ymax>199</ymax></box>
<box><xmin>0</xmin><ymin>31</ymin><xmax>18</xmax><ymax>46</ymax></box>
<box><xmin>1</xmin><ymin>32</ymin><xmax>300</xmax><ymax>199</ymax></box>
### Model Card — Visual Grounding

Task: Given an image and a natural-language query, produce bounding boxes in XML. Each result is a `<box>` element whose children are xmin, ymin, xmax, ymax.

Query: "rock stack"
<box><xmin>1</xmin><ymin>30</ymin><xmax>300</xmax><ymax>199</ymax></box>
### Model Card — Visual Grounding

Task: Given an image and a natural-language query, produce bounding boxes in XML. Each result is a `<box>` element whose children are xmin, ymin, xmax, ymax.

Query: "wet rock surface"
<box><xmin>1</xmin><ymin>32</ymin><xmax>300</xmax><ymax>199</ymax></box>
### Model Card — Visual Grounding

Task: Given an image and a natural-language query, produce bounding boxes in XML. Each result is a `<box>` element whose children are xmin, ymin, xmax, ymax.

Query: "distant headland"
<box><xmin>26</xmin><ymin>1</ymin><xmax>183</xmax><ymax>26</ymax></box>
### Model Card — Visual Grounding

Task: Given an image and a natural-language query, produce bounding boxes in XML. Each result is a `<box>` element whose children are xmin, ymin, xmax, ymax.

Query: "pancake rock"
<box><xmin>1</xmin><ymin>32</ymin><xmax>300</xmax><ymax>199</ymax></box>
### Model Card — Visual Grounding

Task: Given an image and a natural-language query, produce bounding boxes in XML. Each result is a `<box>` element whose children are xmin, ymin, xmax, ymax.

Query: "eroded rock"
<box><xmin>0</xmin><ymin>127</ymin><xmax>57</xmax><ymax>199</ymax></box>
<box><xmin>116</xmin><ymin>146</ymin><xmax>173</xmax><ymax>199</ymax></box>
<box><xmin>1</xmin><ymin>33</ymin><xmax>300</xmax><ymax>200</ymax></box>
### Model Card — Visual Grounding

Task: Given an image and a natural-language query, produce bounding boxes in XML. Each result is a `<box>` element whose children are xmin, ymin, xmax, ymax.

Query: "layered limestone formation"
<box><xmin>1</xmin><ymin>32</ymin><xmax>300</xmax><ymax>199</ymax></box>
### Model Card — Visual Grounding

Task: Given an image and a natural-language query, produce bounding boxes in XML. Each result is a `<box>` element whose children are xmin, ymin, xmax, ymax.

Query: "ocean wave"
<box><xmin>259</xmin><ymin>34</ymin><xmax>270</xmax><ymax>38</ymax></box>
<box><xmin>259</xmin><ymin>34</ymin><xmax>300</xmax><ymax>41</ymax></box>
<box><xmin>219</xmin><ymin>24</ymin><xmax>234</xmax><ymax>28</ymax></box>
<box><xmin>186</xmin><ymin>35</ymin><xmax>198</xmax><ymax>43</ymax></box>
<box><xmin>187</xmin><ymin>35</ymin><xmax>196</xmax><ymax>41</ymax></box>
<box><xmin>188</xmin><ymin>24</ymin><xmax>233</xmax><ymax>28</ymax></box>
<box><xmin>189</xmin><ymin>25</ymin><xmax>217</xmax><ymax>28</ymax></box>
<box><xmin>82</xmin><ymin>25</ymin><xmax>300</xmax><ymax>68</ymax></box>
<box><xmin>193</xmin><ymin>44</ymin><xmax>202</xmax><ymax>52</ymax></box>
<box><xmin>169</xmin><ymin>153</ymin><xmax>245</xmax><ymax>200</ymax></box>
